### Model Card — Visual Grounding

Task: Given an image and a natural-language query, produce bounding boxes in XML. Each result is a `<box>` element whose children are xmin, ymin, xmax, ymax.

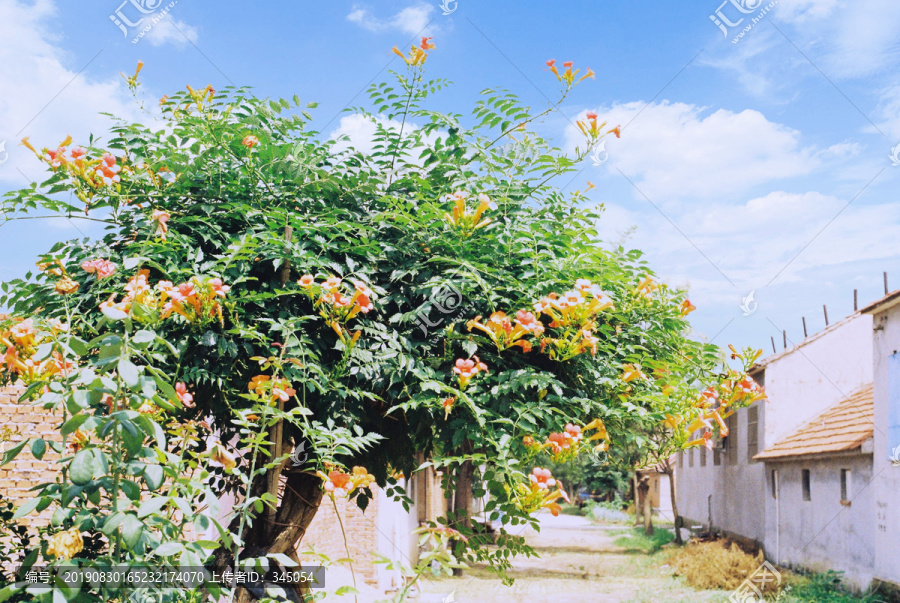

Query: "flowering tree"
<box><xmin>0</xmin><ymin>44</ymin><xmax>759</xmax><ymax>602</ymax></box>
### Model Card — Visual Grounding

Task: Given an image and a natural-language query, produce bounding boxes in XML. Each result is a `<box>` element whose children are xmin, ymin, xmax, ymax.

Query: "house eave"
<box><xmin>754</xmin><ymin>448</ymin><xmax>871</xmax><ymax>463</ymax></box>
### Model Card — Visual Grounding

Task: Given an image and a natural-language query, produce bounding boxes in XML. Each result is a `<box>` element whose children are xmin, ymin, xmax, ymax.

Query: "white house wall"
<box><xmin>676</xmin><ymin>402</ymin><xmax>766</xmax><ymax>543</ymax></box>
<box><xmin>763</xmin><ymin>313</ymin><xmax>873</xmax><ymax>448</ymax></box>
<box><xmin>677</xmin><ymin>313</ymin><xmax>872</xmax><ymax>550</ymax></box>
<box><xmin>870</xmin><ymin>302</ymin><xmax>900</xmax><ymax>586</ymax></box>
<box><xmin>762</xmin><ymin>455</ymin><xmax>875</xmax><ymax>591</ymax></box>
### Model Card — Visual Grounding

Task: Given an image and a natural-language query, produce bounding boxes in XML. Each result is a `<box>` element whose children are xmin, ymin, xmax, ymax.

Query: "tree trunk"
<box><xmin>638</xmin><ymin>475</ymin><xmax>653</xmax><ymax>536</ymax></box>
<box><xmin>451</xmin><ymin>461</ymin><xmax>475</xmax><ymax>576</ymax></box>
<box><xmin>633</xmin><ymin>472</ymin><xmax>642</xmax><ymax>526</ymax></box>
<box><xmin>666</xmin><ymin>464</ymin><xmax>683</xmax><ymax>545</ymax></box>
<box><xmin>213</xmin><ymin>469</ymin><xmax>324</xmax><ymax>602</ymax></box>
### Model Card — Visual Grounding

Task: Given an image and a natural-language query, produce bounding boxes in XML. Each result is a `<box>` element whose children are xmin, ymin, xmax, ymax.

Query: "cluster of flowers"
<box><xmin>523</xmin><ymin>418</ymin><xmax>609</xmax><ymax>463</ymax></box>
<box><xmin>467</xmin><ymin>310</ymin><xmax>544</xmax><ymax>353</ymax></box>
<box><xmin>297</xmin><ymin>275</ymin><xmax>375</xmax><ymax>348</ymax></box>
<box><xmin>45</xmin><ymin>526</ymin><xmax>84</xmax><ymax>560</ymax></box>
<box><xmin>452</xmin><ymin>356</ymin><xmax>488</xmax><ymax>389</ymax></box>
<box><xmin>37</xmin><ymin>259</ymin><xmax>80</xmax><ymax>295</ymax></box>
<box><xmin>249</xmin><ymin>374</ymin><xmax>296</xmax><ymax>405</ymax></box>
<box><xmin>669</xmin><ymin>348</ymin><xmax>766</xmax><ymax>450</ymax></box>
<box><xmin>21</xmin><ymin>136</ymin><xmax>126</xmax><ymax>204</ymax></box>
<box><xmin>575</xmin><ymin>111</ymin><xmax>621</xmax><ymax>145</ymax></box>
<box><xmin>466</xmin><ymin>279</ymin><xmax>614</xmax><ymax>363</ymax></box>
<box><xmin>81</xmin><ymin>258</ymin><xmax>117</xmax><ymax>279</ymax></box>
<box><xmin>160</xmin><ymin>84</ymin><xmax>216</xmax><ymax>113</ymax></box>
<box><xmin>0</xmin><ymin>316</ymin><xmax>71</xmax><ymax>385</ymax></box>
<box><xmin>100</xmin><ymin>270</ymin><xmax>230</xmax><ymax>328</ymax></box>
<box><xmin>546</xmin><ymin>59</ymin><xmax>595</xmax><ymax>86</ymax></box>
<box><xmin>318</xmin><ymin>465</ymin><xmax>377</xmax><ymax>499</ymax></box>
<box><xmin>534</xmin><ymin>279</ymin><xmax>613</xmax><ymax>361</ymax></box>
<box><xmin>632</xmin><ymin>274</ymin><xmax>697</xmax><ymax>316</ymax></box>
<box><xmin>515</xmin><ymin>467</ymin><xmax>571</xmax><ymax>517</ymax></box>
<box><xmin>443</xmin><ymin>191</ymin><xmax>497</xmax><ymax>237</ymax></box>
<box><xmin>392</xmin><ymin>36</ymin><xmax>435</xmax><ymax>67</ymax></box>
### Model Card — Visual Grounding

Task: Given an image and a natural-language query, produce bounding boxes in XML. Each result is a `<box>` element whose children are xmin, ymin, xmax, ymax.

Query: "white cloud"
<box><xmin>599</xmin><ymin>190</ymin><xmax>900</xmax><ymax>304</ymax></box>
<box><xmin>567</xmin><ymin>102</ymin><xmax>818</xmax><ymax>202</ymax></box>
<box><xmin>347</xmin><ymin>2</ymin><xmax>435</xmax><ymax>36</ymax></box>
<box><xmin>774</xmin><ymin>0</ymin><xmax>900</xmax><ymax>78</ymax></box>
<box><xmin>144</xmin><ymin>17</ymin><xmax>199</xmax><ymax>47</ymax></box>
<box><xmin>0</xmin><ymin>0</ymin><xmax>141</xmax><ymax>185</ymax></box>
<box><xmin>329</xmin><ymin>114</ymin><xmax>408</xmax><ymax>156</ymax></box>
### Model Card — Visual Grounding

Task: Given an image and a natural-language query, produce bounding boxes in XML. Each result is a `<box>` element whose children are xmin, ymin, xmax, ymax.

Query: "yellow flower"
<box><xmin>206</xmin><ymin>440</ymin><xmax>236</xmax><ymax>471</ymax></box>
<box><xmin>621</xmin><ymin>363</ymin><xmax>646</xmax><ymax>383</ymax></box>
<box><xmin>55</xmin><ymin>275</ymin><xmax>79</xmax><ymax>295</ymax></box>
<box><xmin>45</xmin><ymin>527</ymin><xmax>83</xmax><ymax>560</ymax></box>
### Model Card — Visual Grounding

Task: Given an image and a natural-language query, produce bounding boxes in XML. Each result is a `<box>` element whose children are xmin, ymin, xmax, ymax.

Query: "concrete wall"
<box><xmin>869</xmin><ymin>302</ymin><xmax>900</xmax><ymax>586</ymax></box>
<box><xmin>762</xmin><ymin>455</ymin><xmax>875</xmax><ymax>591</ymax></box>
<box><xmin>676</xmin><ymin>401</ymin><xmax>767</xmax><ymax>543</ymax></box>
<box><xmin>677</xmin><ymin>313</ymin><xmax>873</xmax><ymax>549</ymax></box>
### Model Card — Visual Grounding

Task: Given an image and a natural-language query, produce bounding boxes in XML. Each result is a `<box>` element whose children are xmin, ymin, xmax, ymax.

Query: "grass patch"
<box><xmin>781</xmin><ymin>571</ymin><xmax>883</xmax><ymax>603</ymax></box>
<box><xmin>612</xmin><ymin>527</ymin><xmax>674</xmax><ymax>554</ymax></box>
<box><xmin>558</xmin><ymin>503</ymin><xmax>582</xmax><ymax>516</ymax></box>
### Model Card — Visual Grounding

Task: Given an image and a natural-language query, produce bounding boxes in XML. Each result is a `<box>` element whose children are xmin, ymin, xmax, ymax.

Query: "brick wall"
<box><xmin>299</xmin><ymin>491</ymin><xmax>381</xmax><ymax>587</ymax></box>
<box><xmin>0</xmin><ymin>386</ymin><xmax>62</xmax><ymax>527</ymax></box>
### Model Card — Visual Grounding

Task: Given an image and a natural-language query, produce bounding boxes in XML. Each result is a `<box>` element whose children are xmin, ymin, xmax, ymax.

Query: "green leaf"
<box><xmin>30</xmin><ymin>438</ymin><xmax>46</xmax><ymax>460</ymax></box>
<box><xmin>60</xmin><ymin>414</ymin><xmax>89</xmax><ymax>437</ymax></box>
<box><xmin>102</xmin><ymin>512</ymin><xmax>126</xmax><ymax>536</ymax></box>
<box><xmin>133</xmin><ymin>330</ymin><xmax>156</xmax><ymax>345</ymax></box>
<box><xmin>12</xmin><ymin>497</ymin><xmax>41</xmax><ymax>520</ymax></box>
<box><xmin>138</xmin><ymin>496</ymin><xmax>168</xmax><ymax>518</ymax></box>
<box><xmin>1</xmin><ymin>440</ymin><xmax>28</xmax><ymax>465</ymax></box>
<box><xmin>121</xmin><ymin>515</ymin><xmax>144</xmax><ymax>549</ymax></box>
<box><xmin>118</xmin><ymin>358</ymin><xmax>140</xmax><ymax>387</ymax></box>
<box><xmin>69</xmin><ymin>449</ymin><xmax>101</xmax><ymax>485</ymax></box>
<box><xmin>0</xmin><ymin>584</ymin><xmax>25</xmax><ymax>602</ymax></box>
<box><xmin>143</xmin><ymin>464</ymin><xmax>164</xmax><ymax>491</ymax></box>
<box><xmin>154</xmin><ymin>541</ymin><xmax>183</xmax><ymax>557</ymax></box>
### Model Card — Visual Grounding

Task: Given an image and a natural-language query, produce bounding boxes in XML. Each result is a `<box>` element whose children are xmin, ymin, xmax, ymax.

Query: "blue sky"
<box><xmin>1</xmin><ymin>0</ymin><xmax>899</xmax><ymax>356</ymax></box>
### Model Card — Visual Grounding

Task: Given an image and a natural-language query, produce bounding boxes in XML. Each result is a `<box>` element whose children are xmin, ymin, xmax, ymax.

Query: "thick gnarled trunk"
<box><xmin>214</xmin><ymin>469</ymin><xmax>324</xmax><ymax>602</ymax></box>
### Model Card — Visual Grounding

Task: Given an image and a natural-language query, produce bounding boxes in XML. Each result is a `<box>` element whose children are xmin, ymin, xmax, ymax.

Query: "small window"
<box><xmin>700</xmin><ymin>445</ymin><xmax>707</xmax><ymax>467</ymax></box>
<box><xmin>678</xmin><ymin>450</ymin><xmax>684</xmax><ymax>468</ymax></box>
<box><xmin>726</xmin><ymin>413</ymin><xmax>739</xmax><ymax>465</ymax></box>
<box><xmin>689</xmin><ymin>448</ymin><xmax>694</xmax><ymax>468</ymax></box>
<box><xmin>747</xmin><ymin>406</ymin><xmax>759</xmax><ymax>460</ymax></box>
<box><xmin>802</xmin><ymin>469</ymin><xmax>811</xmax><ymax>501</ymax></box>
<box><xmin>714</xmin><ymin>449</ymin><xmax>722</xmax><ymax>466</ymax></box>
<box><xmin>841</xmin><ymin>469</ymin><xmax>851</xmax><ymax>501</ymax></box>
<box><xmin>771</xmin><ymin>469</ymin><xmax>778</xmax><ymax>499</ymax></box>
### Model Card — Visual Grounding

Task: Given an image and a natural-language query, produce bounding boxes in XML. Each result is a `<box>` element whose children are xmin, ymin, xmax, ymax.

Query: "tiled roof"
<box><xmin>753</xmin><ymin>384</ymin><xmax>874</xmax><ymax>460</ymax></box>
<box><xmin>860</xmin><ymin>289</ymin><xmax>900</xmax><ymax>315</ymax></box>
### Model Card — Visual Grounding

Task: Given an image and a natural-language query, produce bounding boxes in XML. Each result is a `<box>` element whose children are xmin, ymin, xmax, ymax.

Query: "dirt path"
<box><xmin>415</xmin><ymin>513</ymin><xmax>727</xmax><ymax>603</ymax></box>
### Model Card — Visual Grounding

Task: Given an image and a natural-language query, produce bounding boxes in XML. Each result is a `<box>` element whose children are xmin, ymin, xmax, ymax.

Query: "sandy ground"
<box><xmin>412</xmin><ymin>514</ymin><xmax>728</xmax><ymax>603</ymax></box>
